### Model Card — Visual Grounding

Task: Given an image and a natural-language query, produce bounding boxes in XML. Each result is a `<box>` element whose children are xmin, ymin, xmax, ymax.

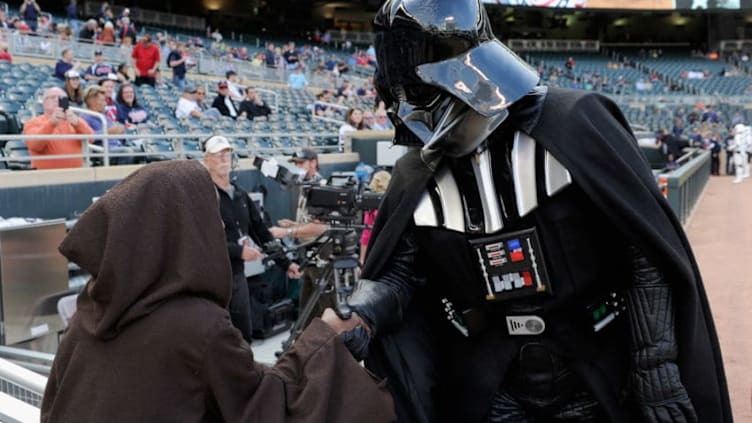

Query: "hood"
<box><xmin>60</xmin><ymin>160</ymin><xmax>232</xmax><ymax>340</ymax></box>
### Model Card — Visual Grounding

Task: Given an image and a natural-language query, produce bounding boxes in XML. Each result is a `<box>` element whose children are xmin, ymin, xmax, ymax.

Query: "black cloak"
<box><xmin>360</xmin><ymin>87</ymin><xmax>731</xmax><ymax>423</ymax></box>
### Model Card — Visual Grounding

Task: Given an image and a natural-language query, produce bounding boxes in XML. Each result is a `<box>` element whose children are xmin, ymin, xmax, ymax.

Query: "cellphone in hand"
<box><xmin>58</xmin><ymin>97</ymin><xmax>69</xmax><ymax>111</ymax></box>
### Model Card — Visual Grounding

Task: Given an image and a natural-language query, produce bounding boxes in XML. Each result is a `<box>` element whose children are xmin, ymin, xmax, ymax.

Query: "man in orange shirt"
<box><xmin>24</xmin><ymin>87</ymin><xmax>94</xmax><ymax>170</ymax></box>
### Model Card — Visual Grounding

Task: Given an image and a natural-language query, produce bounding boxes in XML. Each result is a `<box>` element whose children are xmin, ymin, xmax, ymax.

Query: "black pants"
<box><xmin>135</xmin><ymin>76</ymin><xmax>155</xmax><ymax>87</ymax></box>
<box><xmin>487</xmin><ymin>343</ymin><xmax>606</xmax><ymax>422</ymax></box>
<box><xmin>228</xmin><ymin>272</ymin><xmax>253</xmax><ymax>344</ymax></box>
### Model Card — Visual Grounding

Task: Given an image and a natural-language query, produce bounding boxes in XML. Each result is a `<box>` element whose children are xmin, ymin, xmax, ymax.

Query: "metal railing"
<box><xmin>0</xmin><ymin>356</ymin><xmax>46</xmax><ymax>407</ymax></box>
<box><xmin>659</xmin><ymin>149</ymin><xmax>711</xmax><ymax>225</ymax></box>
<box><xmin>508</xmin><ymin>39</ymin><xmax>601</xmax><ymax>52</ymax></box>
<box><xmin>0</xmin><ymin>131</ymin><xmax>342</xmax><ymax>168</ymax></box>
<box><xmin>82</xmin><ymin>4</ymin><xmax>206</xmax><ymax>32</ymax></box>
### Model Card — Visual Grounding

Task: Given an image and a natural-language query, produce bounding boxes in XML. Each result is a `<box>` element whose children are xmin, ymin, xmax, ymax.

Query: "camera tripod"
<box><xmin>280</xmin><ymin>227</ymin><xmax>360</xmax><ymax>353</ymax></box>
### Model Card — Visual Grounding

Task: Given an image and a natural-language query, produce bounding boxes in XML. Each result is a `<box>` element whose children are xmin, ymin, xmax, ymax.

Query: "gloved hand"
<box><xmin>630</xmin><ymin>361</ymin><xmax>698</xmax><ymax>423</ymax></box>
<box><xmin>339</xmin><ymin>326</ymin><xmax>370</xmax><ymax>361</ymax></box>
<box><xmin>321</xmin><ymin>308</ymin><xmax>372</xmax><ymax>361</ymax></box>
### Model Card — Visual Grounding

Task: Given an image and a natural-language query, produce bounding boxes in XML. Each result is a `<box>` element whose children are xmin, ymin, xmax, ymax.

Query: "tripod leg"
<box><xmin>280</xmin><ymin>266</ymin><xmax>333</xmax><ymax>352</ymax></box>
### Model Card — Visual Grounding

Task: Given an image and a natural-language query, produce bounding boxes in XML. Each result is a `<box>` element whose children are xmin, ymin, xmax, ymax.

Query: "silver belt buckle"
<box><xmin>506</xmin><ymin>315</ymin><xmax>545</xmax><ymax>335</ymax></box>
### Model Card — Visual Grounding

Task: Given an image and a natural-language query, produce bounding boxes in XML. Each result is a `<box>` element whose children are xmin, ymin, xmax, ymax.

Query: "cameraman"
<box><xmin>269</xmin><ymin>148</ymin><xmax>329</xmax><ymax>241</ymax></box>
<box><xmin>269</xmin><ymin>148</ymin><xmax>331</xmax><ymax>325</ymax></box>
<box><xmin>203</xmin><ymin>136</ymin><xmax>301</xmax><ymax>343</ymax></box>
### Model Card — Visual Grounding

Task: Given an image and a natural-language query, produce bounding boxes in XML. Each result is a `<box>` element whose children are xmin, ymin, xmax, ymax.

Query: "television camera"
<box><xmin>253</xmin><ymin>155</ymin><xmax>385</xmax><ymax>352</ymax></box>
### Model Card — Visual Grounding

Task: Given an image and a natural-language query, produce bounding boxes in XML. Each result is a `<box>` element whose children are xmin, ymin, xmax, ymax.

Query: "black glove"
<box><xmin>626</xmin><ymin>246</ymin><xmax>697</xmax><ymax>423</ymax></box>
<box><xmin>339</xmin><ymin>326</ymin><xmax>370</xmax><ymax>361</ymax></box>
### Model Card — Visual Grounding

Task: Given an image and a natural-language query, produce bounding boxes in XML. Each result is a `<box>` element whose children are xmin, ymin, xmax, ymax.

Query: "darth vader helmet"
<box><xmin>374</xmin><ymin>0</ymin><xmax>540</xmax><ymax>157</ymax></box>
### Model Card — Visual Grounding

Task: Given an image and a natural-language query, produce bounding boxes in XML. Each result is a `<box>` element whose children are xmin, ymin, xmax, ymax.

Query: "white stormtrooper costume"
<box><xmin>732</xmin><ymin>124</ymin><xmax>751</xmax><ymax>183</ymax></box>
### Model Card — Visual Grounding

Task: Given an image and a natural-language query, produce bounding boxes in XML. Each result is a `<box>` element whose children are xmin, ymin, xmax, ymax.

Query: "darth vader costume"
<box><xmin>339</xmin><ymin>0</ymin><xmax>731</xmax><ymax>422</ymax></box>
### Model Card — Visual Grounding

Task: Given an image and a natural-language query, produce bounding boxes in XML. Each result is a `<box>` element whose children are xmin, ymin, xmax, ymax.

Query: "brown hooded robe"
<box><xmin>41</xmin><ymin>160</ymin><xmax>394</xmax><ymax>423</ymax></box>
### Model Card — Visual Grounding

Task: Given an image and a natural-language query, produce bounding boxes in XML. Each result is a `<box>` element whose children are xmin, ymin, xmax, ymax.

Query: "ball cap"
<box><xmin>289</xmin><ymin>148</ymin><xmax>317</xmax><ymax>162</ymax></box>
<box><xmin>204</xmin><ymin>135</ymin><xmax>233</xmax><ymax>154</ymax></box>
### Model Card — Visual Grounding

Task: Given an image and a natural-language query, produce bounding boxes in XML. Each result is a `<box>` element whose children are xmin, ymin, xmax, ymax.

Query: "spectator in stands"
<box><xmin>225</xmin><ymin>70</ymin><xmax>243</xmax><ymax>100</ymax></box>
<box><xmin>239</xmin><ymin>86</ymin><xmax>271</xmax><ymax>121</ymax></box>
<box><xmin>99</xmin><ymin>21</ymin><xmax>115</xmax><ymax>44</ymax></box>
<box><xmin>23</xmin><ymin>87</ymin><xmax>94</xmax><ymax>170</ymax></box>
<box><xmin>194</xmin><ymin>86</ymin><xmax>213</xmax><ymax>114</ymax></box>
<box><xmin>702</xmin><ymin>105</ymin><xmax>720</xmax><ymax>123</ymax></box>
<box><xmin>63</xmin><ymin>70</ymin><xmax>84</xmax><ymax>106</ymax></box>
<box><xmin>288</xmin><ymin>65</ymin><xmax>308</xmax><ymax>90</ymax></box>
<box><xmin>66</xmin><ymin>0</ymin><xmax>79</xmax><ymax>35</ymax></box>
<box><xmin>40</xmin><ymin>159</ymin><xmax>393</xmax><ymax>423</ymax></box>
<box><xmin>202</xmin><ymin>136</ymin><xmax>301</xmax><ymax>342</ymax></box>
<box><xmin>118</xmin><ymin>16</ymin><xmax>137</xmax><ymax>42</ymax></box>
<box><xmin>167</xmin><ymin>42</ymin><xmax>188</xmax><ymax>91</ymax></box>
<box><xmin>55</xmin><ymin>48</ymin><xmax>79</xmax><ymax>81</ymax></box>
<box><xmin>115</xmin><ymin>83</ymin><xmax>148</xmax><ymax>126</ymax></box>
<box><xmin>84</xmin><ymin>50</ymin><xmax>114</xmax><ymax>82</ymax></box>
<box><xmin>0</xmin><ymin>9</ymin><xmax>10</xmax><ymax>32</ymax></box>
<box><xmin>116</xmin><ymin>62</ymin><xmax>133</xmax><ymax>83</ymax></box>
<box><xmin>98</xmin><ymin>75</ymin><xmax>119</xmax><ymax>120</ymax></box>
<box><xmin>371</xmin><ymin>109</ymin><xmax>392</xmax><ymax>131</ymax></box>
<box><xmin>283</xmin><ymin>42</ymin><xmax>299</xmax><ymax>70</ymax></box>
<box><xmin>264</xmin><ymin>42</ymin><xmax>276</xmax><ymax>68</ymax></box>
<box><xmin>362</xmin><ymin>110</ymin><xmax>375</xmax><ymax>130</ymax></box>
<box><xmin>132</xmin><ymin>34</ymin><xmax>160</xmax><ymax>87</ymax></box>
<box><xmin>81</xmin><ymin>84</ymin><xmax>134</xmax><ymax>165</ymax></box>
<box><xmin>78</xmin><ymin>19</ymin><xmax>97</xmax><ymax>41</ymax></box>
<box><xmin>19</xmin><ymin>0</ymin><xmax>40</xmax><ymax>33</ymax></box>
<box><xmin>212</xmin><ymin>80</ymin><xmax>239</xmax><ymax>119</ymax></box>
<box><xmin>0</xmin><ymin>42</ymin><xmax>11</xmax><ymax>63</ymax></box>
<box><xmin>176</xmin><ymin>84</ymin><xmax>220</xmax><ymax>120</ymax></box>
<box><xmin>338</xmin><ymin>108</ymin><xmax>364</xmax><ymax>152</ymax></box>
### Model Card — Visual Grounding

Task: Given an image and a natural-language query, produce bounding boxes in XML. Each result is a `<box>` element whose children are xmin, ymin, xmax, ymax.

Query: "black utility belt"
<box><xmin>442</xmin><ymin>294</ymin><xmax>626</xmax><ymax>339</ymax></box>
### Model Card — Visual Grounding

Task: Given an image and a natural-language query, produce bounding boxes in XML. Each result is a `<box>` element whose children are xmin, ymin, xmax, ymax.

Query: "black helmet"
<box><xmin>374</xmin><ymin>0</ymin><xmax>540</xmax><ymax>156</ymax></box>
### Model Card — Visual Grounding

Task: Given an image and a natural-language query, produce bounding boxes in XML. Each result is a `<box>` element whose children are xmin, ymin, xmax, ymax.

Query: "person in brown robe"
<box><xmin>40</xmin><ymin>160</ymin><xmax>395</xmax><ymax>423</ymax></box>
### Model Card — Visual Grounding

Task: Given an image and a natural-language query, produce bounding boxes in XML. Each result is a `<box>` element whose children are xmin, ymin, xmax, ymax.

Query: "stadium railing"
<box><xmin>0</xmin><ymin>132</ymin><xmax>341</xmax><ymax>169</ymax></box>
<box><xmin>658</xmin><ymin>149</ymin><xmax>711</xmax><ymax>225</ymax></box>
<box><xmin>0</xmin><ymin>356</ymin><xmax>46</xmax><ymax>422</ymax></box>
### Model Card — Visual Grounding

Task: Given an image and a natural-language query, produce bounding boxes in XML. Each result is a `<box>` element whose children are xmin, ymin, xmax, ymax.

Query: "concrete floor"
<box><xmin>685</xmin><ymin>174</ymin><xmax>752</xmax><ymax>422</ymax></box>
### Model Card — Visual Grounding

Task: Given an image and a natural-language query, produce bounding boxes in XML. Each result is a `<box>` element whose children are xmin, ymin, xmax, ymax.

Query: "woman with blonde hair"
<box><xmin>360</xmin><ymin>170</ymin><xmax>391</xmax><ymax>264</ymax></box>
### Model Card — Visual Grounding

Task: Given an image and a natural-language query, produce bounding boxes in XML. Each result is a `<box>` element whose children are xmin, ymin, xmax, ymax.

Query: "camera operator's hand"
<box><xmin>286</xmin><ymin>262</ymin><xmax>301</xmax><ymax>279</ymax></box>
<box><xmin>241</xmin><ymin>245</ymin><xmax>264</xmax><ymax>261</ymax></box>
<box><xmin>277</xmin><ymin>219</ymin><xmax>295</xmax><ymax>228</ymax></box>
<box><xmin>269</xmin><ymin>226</ymin><xmax>287</xmax><ymax>239</ymax></box>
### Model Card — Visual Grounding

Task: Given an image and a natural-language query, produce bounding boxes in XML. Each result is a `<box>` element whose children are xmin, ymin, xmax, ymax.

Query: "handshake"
<box><xmin>321</xmin><ymin>308</ymin><xmax>371</xmax><ymax>361</ymax></box>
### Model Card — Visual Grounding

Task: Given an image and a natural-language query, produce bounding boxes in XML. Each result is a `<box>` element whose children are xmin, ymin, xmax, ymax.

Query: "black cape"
<box><xmin>361</xmin><ymin>87</ymin><xmax>731</xmax><ymax>423</ymax></box>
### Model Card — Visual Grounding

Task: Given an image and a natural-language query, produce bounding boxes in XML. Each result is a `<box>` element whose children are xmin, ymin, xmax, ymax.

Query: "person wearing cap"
<box><xmin>63</xmin><ymin>70</ymin><xmax>84</xmax><ymax>106</ymax></box>
<box><xmin>175</xmin><ymin>84</ymin><xmax>203</xmax><ymax>119</ymax></box>
<box><xmin>85</xmin><ymin>50</ymin><xmax>114</xmax><ymax>82</ymax></box>
<box><xmin>202</xmin><ymin>136</ymin><xmax>301</xmax><ymax>342</ymax></box>
<box><xmin>23</xmin><ymin>87</ymin><xmax>94</xmax><ymax>170</ymax></box>
<box><xmin>131</xmin><ymin>34</ymin><xmax>160</xmax><ymax>87</ymax></box>
<box><xmin>212</xmin><ymin>80</ymin><xmax>240</xmax><ymax>119</ymax></box>
<box><xmin>54</xmin><ymin>48</ymin><xmax>79</xmax><ymax>81</ymax></box>
<box><xmin>269</xmin><ymin>148</ymin><xmax>329</xmax><ymax>241</ymax></box>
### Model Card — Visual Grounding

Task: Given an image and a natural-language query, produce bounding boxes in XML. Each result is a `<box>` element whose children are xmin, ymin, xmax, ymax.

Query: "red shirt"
<box><xmin>131</xmin><ymin>42</ymin><xmax>160</xmax><ymax>77</ymax></box>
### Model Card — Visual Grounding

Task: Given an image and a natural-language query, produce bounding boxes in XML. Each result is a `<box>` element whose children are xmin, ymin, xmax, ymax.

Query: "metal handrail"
<box><xmin>0</xmin><ymin>391</ymin><xmax>39</xmax><ymax>423</ymax></box>
<box><xmin>0</xmin><ymin>357</ymin><xmax>46</xmax><ymax>396</ymax></box>
<box><xmin>69</xmin><ymin>106</ymin><xmax>109</xmax><ymax>166</ymax></box>
<box><xmin>0</xmin><ymin>131</ymin><xmax>342</xmax><ymax>166</ymax></box>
